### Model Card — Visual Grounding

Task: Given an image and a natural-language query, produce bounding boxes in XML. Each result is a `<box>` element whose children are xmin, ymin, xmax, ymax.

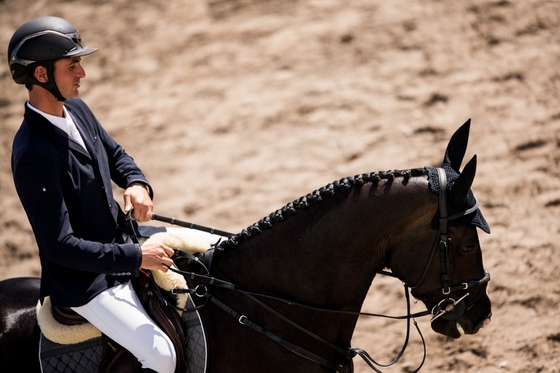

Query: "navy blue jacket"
<box><xmin>12</xmin><ymin>98</ymin><xmax>157</xmax><ymax>307</ymax></box>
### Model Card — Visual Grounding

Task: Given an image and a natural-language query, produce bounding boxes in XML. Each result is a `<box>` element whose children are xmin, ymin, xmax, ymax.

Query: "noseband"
<box><xmin>408</xmin><ymin>168</ymin><xmax>491</xmax><ymax>322</ymax></box>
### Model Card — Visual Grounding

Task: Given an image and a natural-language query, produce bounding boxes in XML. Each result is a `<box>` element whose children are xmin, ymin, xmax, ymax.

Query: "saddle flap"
<box><xmin>133</xmin><ymin>270</ymin><xmax>187</xmax><ymax>373</ymax></box>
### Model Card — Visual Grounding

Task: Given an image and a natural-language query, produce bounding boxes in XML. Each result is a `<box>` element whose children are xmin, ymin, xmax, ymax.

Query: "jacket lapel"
<box><xmin>24</xmin><ymin>105</ymin><xmax>92</xmax><ymax>159</ymax></box>
<box><xmin>66</xmin><ymin>112</ymin><xmax>94</xmax><ymax>159</ymax></box>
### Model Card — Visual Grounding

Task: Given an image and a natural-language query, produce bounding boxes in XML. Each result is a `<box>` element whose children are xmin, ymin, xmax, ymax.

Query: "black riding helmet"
<box><xmin>7</xmin><ymin>16</ymin><xmax>97</xmax><ymax>101</ymax></box>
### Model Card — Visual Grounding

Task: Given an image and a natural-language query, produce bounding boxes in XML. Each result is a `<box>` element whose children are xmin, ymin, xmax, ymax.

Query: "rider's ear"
<box><xmin>33</xmin><ymin>65</ymin><xmax>49</xmax><ymax>83</ymax></box>
<box><xmin>450</xmin><ymin>155</ymin><xmax>477</xmax><ymax>206</ymax></box>
<box><xmin>442</xmin><ymin>119</ymin><xmax>471</xmax><ymax>172</ymax></box>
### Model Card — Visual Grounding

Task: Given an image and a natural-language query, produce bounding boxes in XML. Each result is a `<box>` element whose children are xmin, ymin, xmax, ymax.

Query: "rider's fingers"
<box><xmin>161</xmin><ymin>244</ymin><xmax>174</xmax><ymax>257</ymax></box>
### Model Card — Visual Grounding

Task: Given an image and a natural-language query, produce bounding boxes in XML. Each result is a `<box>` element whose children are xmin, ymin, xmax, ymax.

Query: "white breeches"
<box><xmin>70</xmin><ymin>227</ymin><xmax>227</xmax><ymax>372</ymax></box>
<box><xmin>71</xmin><ymin>280</ymin><xmax>176</xmax><ymax>373</ymax></box>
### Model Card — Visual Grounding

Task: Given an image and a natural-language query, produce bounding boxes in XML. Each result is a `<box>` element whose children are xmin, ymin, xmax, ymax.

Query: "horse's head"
<box><xmin>389</xmin><ymin>120</ymin><xmax>492</xmax><ymax>339</ymax></box>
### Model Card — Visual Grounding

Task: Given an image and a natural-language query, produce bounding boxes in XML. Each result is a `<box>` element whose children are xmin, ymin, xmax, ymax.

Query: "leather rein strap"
<box><xmin>209</xmin><ymin>295</ymin><xmax>352</xmax><ymax>372</ymax></box>
<box><xmin>171</xmin><ymin>251</ymin><xmax>426</xmax><ymax>373</ymax></box>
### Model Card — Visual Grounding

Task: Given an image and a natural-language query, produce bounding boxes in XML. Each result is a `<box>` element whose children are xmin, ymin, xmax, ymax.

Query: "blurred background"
<box><xmin>1</xmin><ymin>1</ymin><xmax>559</xmax><ymax>371</ymax></box>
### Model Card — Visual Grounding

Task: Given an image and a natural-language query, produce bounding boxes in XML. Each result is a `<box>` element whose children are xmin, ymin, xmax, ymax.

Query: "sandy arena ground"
<box><xmin>0</xmin><ymin>1</ymin><xmax>559</xmax><ymax>372</ymax></box>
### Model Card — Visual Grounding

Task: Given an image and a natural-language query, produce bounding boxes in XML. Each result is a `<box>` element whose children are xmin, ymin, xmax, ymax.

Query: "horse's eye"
<box><xmin>461</xmin><ymin>245</ymin><xmax>477</xmax><ymax>253</ymax></box>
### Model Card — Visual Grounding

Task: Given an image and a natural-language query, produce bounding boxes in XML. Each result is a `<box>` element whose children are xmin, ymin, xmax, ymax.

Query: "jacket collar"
<box><xmin>24</xmin><ymin>102</ymin><xmax>91</xmax><ymax>159</ymax></box>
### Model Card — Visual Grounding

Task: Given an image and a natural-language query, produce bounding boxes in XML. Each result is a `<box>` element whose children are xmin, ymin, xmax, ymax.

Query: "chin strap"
<box><xmin>33</xmin><ymin>60</ymin><xmax>67</xmax><ymax>101</ymax></box>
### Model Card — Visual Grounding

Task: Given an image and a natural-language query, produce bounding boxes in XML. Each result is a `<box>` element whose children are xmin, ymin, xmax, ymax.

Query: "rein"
<box><xmin>168</xmin><ymin>251</ymin><xmax>426</xmax><ymax>373</ymax></box>
<box><xmin>161</xmin><ymin>167</ymin><xmax>490</xmax><ymax>372</ymax></box>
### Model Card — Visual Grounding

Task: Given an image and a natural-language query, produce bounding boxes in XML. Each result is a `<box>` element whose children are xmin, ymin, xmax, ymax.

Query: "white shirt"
<box><xmin>27</xmin><ymin>102</ymin><xmax>89</xmax><ymax>153</ymax></box>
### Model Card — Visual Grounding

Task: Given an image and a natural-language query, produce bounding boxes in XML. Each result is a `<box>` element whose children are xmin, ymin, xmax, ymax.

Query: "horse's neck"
<box><xmin>205</xmin><ymin>176</ymin><xmax>434</xmax><ymax>358</ymax></box>
<box><xmin>216</xmin><ymin>178</ymin><xmax>432</xmax><ymax>309</ymax></box>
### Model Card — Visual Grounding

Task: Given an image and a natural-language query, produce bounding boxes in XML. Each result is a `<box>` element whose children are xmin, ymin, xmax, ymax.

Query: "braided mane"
<box><xmin>216</xmin><ymin>168</ymin><xmax>428</xmax><ymax>250</ymax></box>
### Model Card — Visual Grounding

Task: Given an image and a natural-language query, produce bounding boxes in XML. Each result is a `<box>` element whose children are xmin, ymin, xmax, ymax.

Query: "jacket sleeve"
<box><xmin>67</xmin><ymin>98</ymin><xmax>154</xmax><ymax>199</ymax></box>
<box><xmin>12</xmin><ymin>151</ymin><xmax>142</xmax><ymax>275</ymax></box>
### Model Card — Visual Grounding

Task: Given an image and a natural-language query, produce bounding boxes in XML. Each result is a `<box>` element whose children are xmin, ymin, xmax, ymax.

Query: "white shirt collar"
<box><xmin>27</xmin><ymin>102</ymin><xmax>88</xmax><ymax>152</ymax></box>
<box><xmin>27</xmin><ymin>102</ymin><xmax>72</xmax><ymax>135</ymax></box>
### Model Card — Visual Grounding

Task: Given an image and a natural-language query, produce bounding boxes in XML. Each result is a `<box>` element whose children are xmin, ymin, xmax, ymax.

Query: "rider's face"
<box><xmin>53</xmin><ymin>57</ymin><xmax>86</xmax><ymax>99</ymax></box>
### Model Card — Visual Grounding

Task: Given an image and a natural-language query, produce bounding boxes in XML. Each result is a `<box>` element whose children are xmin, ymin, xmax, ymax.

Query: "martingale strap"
<box><xmin>170</xmin><ymin>253</ymin><xmax>427</xmax><ymax>373</ymax></box>
<box><xmin>171</xmin><ymin>246</ymin><xmax>429</xmax><ymax>372</ymax></box>
<box><xmin>209</xmin><ymin>296</ymin><xmax>352</xmax><ymax>373</ymax></box>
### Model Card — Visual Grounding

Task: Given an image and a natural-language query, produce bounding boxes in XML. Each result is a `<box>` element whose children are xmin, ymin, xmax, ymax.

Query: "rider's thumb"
<box><xmin>123</xmin><ymin>195</ymin><xmax>132</xmax><ymax>213</ymax></box>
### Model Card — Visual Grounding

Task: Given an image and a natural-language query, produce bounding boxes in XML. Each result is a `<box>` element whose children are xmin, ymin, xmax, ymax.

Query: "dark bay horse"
<box><xmin>0</xmin><ymin>120</ymin><xmax>491</xmax><ymax>372</ymax></box>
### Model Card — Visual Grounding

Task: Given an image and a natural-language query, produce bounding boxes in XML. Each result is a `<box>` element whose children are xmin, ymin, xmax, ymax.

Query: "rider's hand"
<box><xmin>140</xmin><ymin>243</ymin><xmax>174</xmax><ymax>272</ymax></box>
<box><xmin>123</xmin><ymin>183</ymin><xmax>153</xmax><ymax>222</ymax></box>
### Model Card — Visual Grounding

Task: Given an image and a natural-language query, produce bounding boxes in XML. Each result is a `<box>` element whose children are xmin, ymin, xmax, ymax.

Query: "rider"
<box><xmin>8</xmin><ymin>16</ymin><xmax>175</xmax><ymax>373</ymax></box>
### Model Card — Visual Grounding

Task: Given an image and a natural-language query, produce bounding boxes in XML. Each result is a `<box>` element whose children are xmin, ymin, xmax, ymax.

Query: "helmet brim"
<box><xmin>66</xmin><ymin>46</ymin><xmax>98</xmax><ymax>58</ymax></box>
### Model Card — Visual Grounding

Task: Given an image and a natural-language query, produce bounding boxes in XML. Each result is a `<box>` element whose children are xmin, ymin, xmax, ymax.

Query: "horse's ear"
<box><xmin>443</xmin><ymin>119</ymin><xmax>471</xmax><ymax>171</ymax></box>
<box><xmin>450</xmin><ymin>154</ymin><xmax>477</xmax><ymax>206</ymax></box>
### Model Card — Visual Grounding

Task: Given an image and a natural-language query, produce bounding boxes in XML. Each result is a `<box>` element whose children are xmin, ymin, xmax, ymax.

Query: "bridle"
<box><xmin>402</xmin><ymin>168</ymin><xmax>491</xmax><ymax>322</ymax></box>
<box><xmin>160</xmin><ymin>167</ymin><xmax>490</xmax><ymax>372</ymax></box>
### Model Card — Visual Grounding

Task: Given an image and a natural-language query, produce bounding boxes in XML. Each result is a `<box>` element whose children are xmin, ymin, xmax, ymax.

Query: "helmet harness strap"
<box><xmin>33</xmin><ymin>60</ymin><xmax>67</xmax><ymax>102</ymax></box>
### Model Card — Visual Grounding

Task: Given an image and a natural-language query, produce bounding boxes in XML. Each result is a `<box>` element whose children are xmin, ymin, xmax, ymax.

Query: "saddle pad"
<box><xmin>39</xmin><ymin>295</ymin><xmax>208</xmax><ymax>373</ymax></box>
<box><xmin>183</xmin><ymin>295</ymin><xmax>208</xmax><ymax>373</ymax></box>
<box><xmin>39</xmin><ymin>333</ymin><xmax>102</xmax><ymax>373</ymax></box>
